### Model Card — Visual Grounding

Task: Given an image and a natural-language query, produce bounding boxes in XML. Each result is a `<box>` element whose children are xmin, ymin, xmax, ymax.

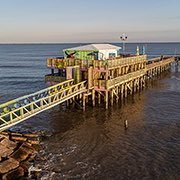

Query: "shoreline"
<box><xmin>0</xmin><ymin>131</ymin><xmax>41</xmax><ymax>179</ymax></box>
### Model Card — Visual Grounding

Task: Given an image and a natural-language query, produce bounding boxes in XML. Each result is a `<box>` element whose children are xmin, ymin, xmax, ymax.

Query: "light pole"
<box><xmin>120</xmin><ymin>33</ymin><xmax>128</xmax><ymax>54</ymax></box>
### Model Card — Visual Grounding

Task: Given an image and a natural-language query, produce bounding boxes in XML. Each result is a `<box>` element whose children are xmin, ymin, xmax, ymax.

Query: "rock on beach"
<box><xmin>0</xmin><ymin>131</ymin><xmax>40</xmax><ymax>179</ymax></box>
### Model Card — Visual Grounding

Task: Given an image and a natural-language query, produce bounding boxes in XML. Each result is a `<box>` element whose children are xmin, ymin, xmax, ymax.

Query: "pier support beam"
<box><xmin>98</xmin><ymin>92</ymin><xmax>101</xmax><ymax>105</ymax></box>
<box><xmin>105</xmin><ymin>90</ymin><xmax>108</xmax><ymax>109</ymax></box>
<box><xmin>83</xmin><ymin>94</ymin><xmax>86</xmax><ymax>111</ymax></box>
<box><xmin>111</xmin><ymin>90</ymin><xmax>114</xmax><ymax>106</ymax></box>
<box><xmin>92</xmin><ymin>90</ymin><xmax>95</xmax><ymax>107</ymax></box>
<box><xmin>121</xmin><ymin>85</ymin><xmax>124</xmax><ymax>101</ymax></box>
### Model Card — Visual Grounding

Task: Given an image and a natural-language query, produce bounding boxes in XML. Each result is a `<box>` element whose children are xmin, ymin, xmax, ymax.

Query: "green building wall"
<box><xmin>64</xmin><ymin>50</ymin><xmax>98</xmax><ymax>60</ymax></box>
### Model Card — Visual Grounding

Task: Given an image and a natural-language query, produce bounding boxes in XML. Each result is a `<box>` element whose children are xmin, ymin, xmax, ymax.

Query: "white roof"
<box><xmin>64</xmin><ymin>44</ymin><xmax>121</xmax><ymax>51</ymax></box>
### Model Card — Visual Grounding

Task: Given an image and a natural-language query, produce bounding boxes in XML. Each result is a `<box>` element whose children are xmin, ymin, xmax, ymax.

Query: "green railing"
<box><xmin>0</xmin><ymin>80</ymin><xmax>87</xmax><ymax>131</ymax></box>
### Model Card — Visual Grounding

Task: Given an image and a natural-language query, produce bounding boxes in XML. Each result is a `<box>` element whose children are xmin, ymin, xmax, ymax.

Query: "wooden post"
<box><xmin>116</xmin><ymin>87</ymin><xmax>119</xmax><ymax>103</ymax></box>
<box><xmin>132</xmin><ymin>80</ymin><xmax>134</xmax><ymax>94</ymax></box>
<box><xmin>92</xmin><ymin>89</ymin><xmax>95</xmax><ymax>107</ymax></box>
<box><xmin>86</xmin><ymin>96</ymin><xmax>89</xmax><ymax>104</ymax></box>
<box><xmin>119</xmin><ymin>67</ymin><xmax>121</xmax><ymax>76</ymax></box>
<box><xmin>122</xmin><ymin>67</ymin><xmax>124</xmax><ymax>75</ymax></box>
<box><xmin>125</xmin><ymin>84</ymin><xmax>128</xmax><ymax>98</ymax></box>
<box><xmin>143</xmin><ymin>76</ymin><xmax>146</xmax><ymax>89</ymax></box>
<box><xmin>83</xmin><ymin>94</ymin><xmax>86</xmax><ymax>111</ymax></box>
<box><xmin>111</xmin><ymin>90</ymin><xmax>114</xmax><ymax>106</ymax></box>
<box><xmin>134</xmin><ymin>80</ymin><xmax>136</xmax><ymax>93</ymax></box>
<box><xmin>130</xmin><ymin>81</ymin><xmax>133</xmax><ymax>95</ymax></box>
<box><xmin>88</xmin><ymin>67</ymin><xmax>93</xmax><ymax>89</ymax></box>
<box><xmin>137</xmin><ymin>78</ymin><xmax>140</xmax><ymax>92</ymax></box>
<box><xmin>121</xmin><ymin>84</ymin><xmax>124</xmax><ymax>100</ymax></box>
<box><xmin>105</xmin><ymin>90</ymin><xmax>108</xmax><ymax>109</ymax></box>
<box><xmin>98</xmin><ymin>92</ymin><xmax>101</xmax><ymax>104</ymax></box>
<box><xmin>79</xmin><ymin>94</ymin><xmax>82</xmax><ymax>101</ymax></box>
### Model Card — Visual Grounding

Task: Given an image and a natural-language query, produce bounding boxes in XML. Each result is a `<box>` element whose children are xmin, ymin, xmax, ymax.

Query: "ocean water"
<box><xmin>0</xmin><ymin>43</ymin><xmax>180</xmax><ymax>179</ymax></box>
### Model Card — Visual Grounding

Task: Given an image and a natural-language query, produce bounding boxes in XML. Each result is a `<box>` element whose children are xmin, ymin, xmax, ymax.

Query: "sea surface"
<box><xmin>0</xmin><ymin>43</ymin><xmax>180</xmax><ymax>179</ymax></box>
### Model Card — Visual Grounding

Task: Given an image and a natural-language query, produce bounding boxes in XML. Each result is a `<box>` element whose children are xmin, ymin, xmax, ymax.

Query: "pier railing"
<box><xmin>94</xmin><ymin>69</ymin><xmax>146</xmax><ymax>90</ymax></box>
<box><xmin>107</xmin><ymin>69</ymin><xmax>146</xmax><ymax>89</ymax></box>
<box><xmin>93</xmin><ymin>55</ymin><xmax>147</xmax><ymax>69</ymax></box>
<box><xmin>147</xmin><ymin>57</ymin><xmax>174</xmax><ymax>70</ymax></box>
<box><xmin>47</xmin><ymin>55</ymin><xmax>147</xmax><ymax>69</ymax></box>
<box><xmin>0</xmin><ymin>80</ymin><xmax>87</xmax><ymax>131</ymax></box>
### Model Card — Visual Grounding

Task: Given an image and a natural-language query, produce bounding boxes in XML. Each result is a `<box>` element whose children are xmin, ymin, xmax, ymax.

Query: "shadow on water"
<box><xmin>8</xmin><ymin>71</ymin><xmax>179</xmax><ymax>179</ymax></box>
<box><xmin>34</xmin><ymin>71</ymin><xmax>179</xmax><ymax>179</ymax></box>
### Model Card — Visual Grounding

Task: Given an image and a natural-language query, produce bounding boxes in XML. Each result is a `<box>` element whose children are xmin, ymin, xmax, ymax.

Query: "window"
<box><xmin>109</xmin><ymin>53</ymin><xmax>116</xmax><ymax>59</ymax></box>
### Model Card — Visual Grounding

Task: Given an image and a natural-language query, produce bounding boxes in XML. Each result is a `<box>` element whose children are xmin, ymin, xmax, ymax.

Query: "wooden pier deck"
<box><xmin>0</xmin><ymin>55</ymin><xmax>177</xmax><ymax>131</ymax></box>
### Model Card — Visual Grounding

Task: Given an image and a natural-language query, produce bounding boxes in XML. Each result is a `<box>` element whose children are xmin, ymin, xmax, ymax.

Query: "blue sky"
<box><xmin>0</xmin><ymin>0</ymin><xmax>180</xmax><ymax>43</ymax></box>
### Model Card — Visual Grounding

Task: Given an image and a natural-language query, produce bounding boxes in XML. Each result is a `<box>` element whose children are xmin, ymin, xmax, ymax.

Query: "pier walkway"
<box><xmin>0</xmin><ymin>80</ymin><xmax>86</xmax><ymax>131</ymax></box>
<box><xmin>0</xmin><ymin>56</ymin><xmax>177</xmax><ymax>131</ymax></box>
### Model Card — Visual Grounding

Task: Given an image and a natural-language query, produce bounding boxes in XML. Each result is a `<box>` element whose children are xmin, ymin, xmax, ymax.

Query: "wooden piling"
<box><xmin>92</xmin><ymin>89</ymin><xmax>95</xmax><ymax>107</ymax></box>
<box><xmin>83</xmin><ymin>94</ymin><xmax>86</xmax><ymax>111</ymax></box>
<box><xmin>105</xmin><ymin>90</ymin><xmax>108</xmax><ymax>109</ymax></box>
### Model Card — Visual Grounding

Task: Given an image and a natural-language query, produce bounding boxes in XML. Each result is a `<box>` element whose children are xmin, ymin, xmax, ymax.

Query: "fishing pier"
<box><xmin>0</xmin><ymin>44</ymin><xmax>178</xmax><ymax>131</ymax></box>
<box><xmin>46</xmin><ymin>54</ymin><xmax>175</xmax><ymax>109</ymax></box>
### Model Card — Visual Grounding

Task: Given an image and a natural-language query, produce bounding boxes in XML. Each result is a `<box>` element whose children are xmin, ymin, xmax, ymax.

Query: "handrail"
<box><xmin>0</xmin><ymin>81</ymin><xmax>87</xmax><ymax>131</ymax></box>
<box><xmin>47</xmin><ymin>55</ymin><xmax>147</xmax><ymax>69</ymax></box>
<box><xmin>105</xmin><ymin>55</ymin><xmax>147</xmax><ymax>68</ymax></box>
<box><xmin>107</xmin><ymin>69</ymin><xmax>146</xmax><ymax>89</ymax></box>
<box><xmin>147</xmin><ymin>58</ymin><xmax>174</xmax><ymax>70</ymax></box>
<box><xmin>0</xmin><ymin>79</ymin><xmax>74</xmax><ymax>112</ymax></box>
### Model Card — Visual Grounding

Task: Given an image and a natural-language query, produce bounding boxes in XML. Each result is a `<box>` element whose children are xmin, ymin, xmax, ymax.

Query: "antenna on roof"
<box><xmin>120</xmin><ymin>33</ymin><xmax>128</xmax><ymax>54</ymax></box>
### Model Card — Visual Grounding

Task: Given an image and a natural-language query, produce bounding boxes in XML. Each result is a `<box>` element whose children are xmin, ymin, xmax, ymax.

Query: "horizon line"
<box><xmin>0</xmin><ymin>41</ymin><xmax>180</xmax><ymax>45</ymax></box>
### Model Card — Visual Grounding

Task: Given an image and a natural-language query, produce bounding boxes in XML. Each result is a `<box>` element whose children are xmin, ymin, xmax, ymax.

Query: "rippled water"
<box><xmin>0</xmin><ymin>43</ymin><xmax>180</xmax><ymax>179</ymax></box>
